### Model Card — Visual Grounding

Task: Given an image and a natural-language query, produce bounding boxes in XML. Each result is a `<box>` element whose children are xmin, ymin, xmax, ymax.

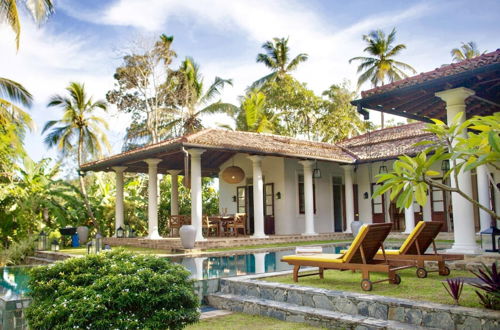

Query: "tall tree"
<box><xmin>42</xmin><ymin>82</ymin><xmax>110</xmax><ymax>227</ymax></box>
<box><xmin>349</xmin><ymin>28</ymin><xmax>416</xmax><ymax>128</ymax></box>
<box><xmin>251</xmin><ymin>37</ymin><xmax>308</xmax><ymax>89</ymax></box>
<box><xmin>165</xmin><ymin>57</ymin><xmax>237</xmax><ymax>134</ymax></box>
<box><xmin>107</xmin><ymin>34</ymin><xmax>178</xmax><ymax>149</ymax></box>
<box><xmin>315</xmin><ymin>81</ymin><xmax>368</xmax><ymax>143</ymax></box>
<box><xmin>236</xmin><ymin>91</ymin><xmax>274</xmax><ymax>133</ymax></box>
<box><xmin>0</xmin><ymin>77</ymin><xmax>33</xmax><ymax>153</ymax></box>
<box><xmin>1</xmin><ymin>0</ymin><xmax>54</xmax><ymax>49</ymax></box>
<box><xmin>451</xmin><ymin>41</ymin><xmax>486</xmax><ymax>62</ymax></box>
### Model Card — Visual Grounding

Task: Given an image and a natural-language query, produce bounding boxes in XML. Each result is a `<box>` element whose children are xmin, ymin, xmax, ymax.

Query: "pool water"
<box><xmin>0</xmin><ymin>267</ymin><xmax>31</xmax><ymax>300</ymax></box>
<box><xmin>169</xmin><ymin>245</ymin><xmax>351</xmax><ymax>280</ymax></box>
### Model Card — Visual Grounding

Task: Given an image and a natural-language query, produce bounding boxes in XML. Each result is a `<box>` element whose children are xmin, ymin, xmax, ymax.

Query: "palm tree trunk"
<box><xmin>78</xmin><ymin>131</ymin><xmax>97</xmax><ymax>228</ymax></box>
<box><xmin>381</xmin><ymin>112</ymin><xmax>384</xmax><ymax>129</ymax></box>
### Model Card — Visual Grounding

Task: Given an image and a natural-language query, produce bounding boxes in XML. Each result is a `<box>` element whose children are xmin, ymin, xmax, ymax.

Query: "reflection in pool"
<box><xmin>169</xmin><ymin>245</ymin><xmax>352</xmax><ymax>280</ymax></box>
<box><xmin>0</xmin><ymin>266</ymin><xmax>31</xmax><ymax>300</ymax></box>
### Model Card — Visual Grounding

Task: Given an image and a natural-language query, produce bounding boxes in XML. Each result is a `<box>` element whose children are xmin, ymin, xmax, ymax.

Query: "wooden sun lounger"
<box><xmin>373</xmin><ymin>221</ymin><xmax>464</xmax><ymax>278</ymax></box>
<box><xmin>281</xmin><ymin>223</ymin><xmax>411</xmax><ymax>291</ymax></box>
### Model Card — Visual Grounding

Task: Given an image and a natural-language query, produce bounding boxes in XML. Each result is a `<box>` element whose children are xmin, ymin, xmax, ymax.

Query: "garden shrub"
<box><xmin>26</xmin><ymin>250</ymin><xmax>200</xmax><ymax>329</ymax></box>
<box><xmin>0</xmin><ymin>236</ymin><xmax>36</xmax><ymax>266</ymax></box>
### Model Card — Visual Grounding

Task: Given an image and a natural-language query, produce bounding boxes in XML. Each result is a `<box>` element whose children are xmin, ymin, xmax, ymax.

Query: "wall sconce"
<box><xmin>276</xmin><ymin>192</ymin><xmax>281</xmax><ymax>200</ymax></box>
<box><xmin>232</xmin><ymin>195</ymin><xmax>237</xmax><ymax>202</ymax></box>
<box><xmin>441</xmin><ymin>160</ymin><xmax>450</xmax><ymax>172</ymax></box>
<box><xmin>379</xmin><ymin>165</ymin><xmax>388</xmax><ymax>174</ymax></box>
<box><xmin>363</xmin><ymin>192</ymin><xmax>369</xmax><ymax>199</ymax></box>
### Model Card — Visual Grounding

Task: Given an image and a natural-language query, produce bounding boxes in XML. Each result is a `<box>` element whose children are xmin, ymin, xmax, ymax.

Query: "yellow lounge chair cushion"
<box><xmin>282</xmin><ymin>253</ymin><xmax>344</xmax><ymax>263</ymax></box>
<box><xmin>375</xmin><ymin>220</ymin><xmax>426</xmax><ymax>255</ymax></box>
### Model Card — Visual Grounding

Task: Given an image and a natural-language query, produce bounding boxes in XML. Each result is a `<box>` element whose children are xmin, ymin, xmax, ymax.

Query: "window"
<box><xmin>298</xmin><ymin>174</ymin><xmax>316</xmax><ymax>214</ymax></box>
<box><xmin>264</xmin><ymin>183</ymin><xmax>274</xmax><ymax>216</ymax></box>
<box><xmin>236</xmin><ymin>186</ymin><xmax>246</xmax><ymax>214</ymax></box>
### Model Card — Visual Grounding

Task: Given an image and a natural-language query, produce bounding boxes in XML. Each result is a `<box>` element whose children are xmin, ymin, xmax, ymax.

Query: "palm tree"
<box><xmin>451</xmin><ymin>41</ymin><xmax>486</xmax><ymax>62</ymax></box>
<box><xmin>349</xmin><ymin>28</ymin><xmax>416</xmax><ymax>128</ymax></box>
<box><xmin>166</xmin><ymin>57</ymin><xmax>238</xmax><ymax>134</ymax></box>
<box><xmin>239</xmin><ymin>91</ymin><xmax>273</xmax><ymax>133</ymax></box>
<box><xmin>42</xmin><ymin>82</ymin><xmax>110</xmax><ymax>227</ymax></box>
<box><xmin>1</xmin><ymin>0</ymin><xmax>55</xmax><ymax>49</ymax></box>
<box><xmin>251</xmin><ymin>37</ymin><xmax>308</xmax><ymax>89</ymax></box>
<box><xmin>0</xmin><ymin>77</ymin><xmax>33</xmax><ymax>131</ymax></box>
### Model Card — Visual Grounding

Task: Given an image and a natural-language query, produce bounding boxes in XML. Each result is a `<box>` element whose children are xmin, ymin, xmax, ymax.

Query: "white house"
<box><xmin>81</xmin><ymin>49</ymin><xmax>500</xmax><ymax>254</ymax></box>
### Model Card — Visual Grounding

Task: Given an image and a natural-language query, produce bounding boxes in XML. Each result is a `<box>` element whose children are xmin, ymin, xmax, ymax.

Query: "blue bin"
<box><xmin>72</xmin><ymin>233</ymin><xmax>80</xmax><ymax>247</ymax></box>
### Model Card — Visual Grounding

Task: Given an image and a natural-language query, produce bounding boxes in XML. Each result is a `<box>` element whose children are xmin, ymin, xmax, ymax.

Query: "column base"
<box><xmin>446</xmin><ymin>243</ymin><xmax>483</xmax><ymax>255</ymax></box>
<box><xmin>343</xmin><ymin>229</ymin><xmax>352</xmax><ymax>234</ymax></box>
<box><xmin>147</xmin><ymin>231</ymin><xmax>162</xmax><ymax>240</ymax></box>
<box><xmin>402</xmin><ymin>230</ymin><xmax>413</xmax><ymax>234</ymax></box>
<box><xmin>251</xmin><ymin>234</ymin><xmax>268</xmax><ymax>239</ymax></box>
<box><xmin>195</xmin><ymin>237</ymin><xmax>207</xmax><ymax>242</ymax></box>
<box><xmin>302</xmin><ymin>232</ymin><xmax>318</xmax><ymax>236</ymax></box>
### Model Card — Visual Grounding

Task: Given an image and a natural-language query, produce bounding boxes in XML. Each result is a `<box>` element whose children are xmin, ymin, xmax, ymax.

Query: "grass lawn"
<box><xmin>264</xmin><ymin>268</ymin><xmax>482</xmax><ymax>308</ymax></box>
<box><xmin>186</xmin><ymin>312</ymin><xmax>321</xmax><ymax>329</ymax></box>
<box><xmin>59</xmin><ymin>246</ymin><xmax>171</xmax><ymax>255</ymax></box>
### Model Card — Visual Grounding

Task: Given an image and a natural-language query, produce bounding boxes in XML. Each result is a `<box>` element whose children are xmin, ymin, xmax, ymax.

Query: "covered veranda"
<box><xmin>80</xmin><ymin>129</ymin><xmax>357</xmax><ymax>244</ymax></box>
<box><xmin>351</xmin><ymin>49</ymin><xmax>500</xmax><ymax>254</ymax></box>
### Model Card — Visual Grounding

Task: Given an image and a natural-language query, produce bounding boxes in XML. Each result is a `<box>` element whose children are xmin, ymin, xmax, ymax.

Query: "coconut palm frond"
<box><xmin>0</xmin><ymin>77</ymin><xmax>33</xmax><ymax>107</ymax></box>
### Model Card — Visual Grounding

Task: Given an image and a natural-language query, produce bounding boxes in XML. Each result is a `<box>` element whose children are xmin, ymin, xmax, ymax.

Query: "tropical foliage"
<box><xmin>107</xmin><ymin>34</ymin><xmax>178</xmax><ymax>147</ymax></box>
<box><xmin>43</xmin><ymin>82</ymin><xmax>110</xmax><ymax>227</ymax></box>
<box><xmin>251</xmin><ymin>37</ymin><xmax>308</xmax><ymax>89</ymax></box>
<box><xmin>349</xmin><ymin>28</ymin><xmax>416</xmax><ymax>128</ymax></box>
<box><xmin>26</xmin><ymin>250</ymin><xmax>200</xmax><ymax>329</ymax></box>
<box><xmin>451</xmin><ymin>41</ymin><xmax>486</xmax><ymax>62</ymax></box>
<box><xmin>165</xmin><ymin>57</ymin><xmax>238</xmax><ymax>134</ymax></box>
<box><xmin>0</xmin><ymin>0</ymin><xmax>54</xmax><ymax>49</ymax></box>
<box><xmin>373</xmin><ymin>113</ymin><xmax>500</xmax><ymax>221</ymax></box>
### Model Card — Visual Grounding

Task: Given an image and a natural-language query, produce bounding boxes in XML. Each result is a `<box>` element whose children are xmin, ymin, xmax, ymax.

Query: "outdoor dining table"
<box><xmin>208</xmin><ymin>215</ymin><xmax>235</xmax><ymax>237</ymax></box>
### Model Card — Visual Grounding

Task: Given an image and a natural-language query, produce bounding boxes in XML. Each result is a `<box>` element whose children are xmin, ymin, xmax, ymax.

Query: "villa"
<box><xmin>80</xmin><ymin>49</ymin><xmax>500</xmax><ymax>255</ymax></box>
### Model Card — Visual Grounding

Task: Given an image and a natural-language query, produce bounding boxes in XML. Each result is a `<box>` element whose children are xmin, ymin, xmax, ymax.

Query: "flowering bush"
<box><xmin>26</xmin><ymin>250</ymin><xmax>199</xmax><ymax>329</ymax></box>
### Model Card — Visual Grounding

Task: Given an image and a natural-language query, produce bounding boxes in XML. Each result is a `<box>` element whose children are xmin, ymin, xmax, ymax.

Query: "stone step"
<box><xmin>25</xmin><ymin>256</ymin><xmax>53</xmax><ymax>265</ymax></box>
<box><xmin>218</xmin><ymin>275</ymin><xmax>500</xmax><ymax>329</ymax></box>
<box><xmin>208</xmin><ymin>293</ymin><xmax>433</xmax><ymax>330</ymax></box>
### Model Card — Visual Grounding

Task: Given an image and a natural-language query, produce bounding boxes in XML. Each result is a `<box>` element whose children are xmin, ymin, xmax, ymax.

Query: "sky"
<box><xmin>1</xmin><ymin>0</ymin><xmax>499</xmax><ymax>163</ymax></box>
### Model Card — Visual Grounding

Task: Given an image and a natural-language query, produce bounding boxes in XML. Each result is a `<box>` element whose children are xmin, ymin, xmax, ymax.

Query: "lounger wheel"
<box><xmin>439</xmin><ymin>266</ymin><xmax>450</xmax><ymax>276</ymax></box>
<box><xmin>361</xmin><ymin>279</ymin><xmax>373</xmax><ymax>291</ymax></box>
<box><xmin>416</xmin><ymin>267</ymin><xmax>427</xmax><ymax>278</ymax></box>
<box><xmin>393</xmin><ymin>274</ymin><xmax>401</xmax><ymax>284</ymax></box>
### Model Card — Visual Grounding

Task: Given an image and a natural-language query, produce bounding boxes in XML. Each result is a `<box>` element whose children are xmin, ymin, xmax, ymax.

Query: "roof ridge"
<box><xmin>340</xmin><ymin>122</ymin><xmax>426</xmax><ymax>144</ymax></box>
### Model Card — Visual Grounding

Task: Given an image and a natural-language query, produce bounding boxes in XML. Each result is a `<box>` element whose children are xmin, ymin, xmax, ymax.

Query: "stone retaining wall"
<box><xmin>220</xmin><ymin>273</ymin><xmax>500</xmax><ymax>330</ymax></box>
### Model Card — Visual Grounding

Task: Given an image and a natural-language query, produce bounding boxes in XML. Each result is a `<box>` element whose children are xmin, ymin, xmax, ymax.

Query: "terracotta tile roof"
<box><xmin>361</xmin><ymin>49</ymin><xmax>500</xmax><ymax>98</ymax></box>
<box><xmin>82</xmin><ymin>124</ymin><xmax>438</xmax><ymax>171</ymax></box>
<box><xmin>81</xmin><ymin>129</ymin><xmax>355</xmax><ymax>170</ymax></box>
<box><xmin>339</xmin><ymin>122</ymin><xmax>436</xmax><ymax>161</ymax></box>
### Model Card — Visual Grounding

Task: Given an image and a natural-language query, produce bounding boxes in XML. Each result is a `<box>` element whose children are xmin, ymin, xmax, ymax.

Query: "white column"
<box><xmin>299</xmin><ymin>160</ymin><xmax>317</xmax><ymax>235</ymax></box>
<box><xmin>145</xmin><ymin>159</ymin><xmax>162</xmax><ymax>239</ymax></box>
<box><xmin>168</xmin><ymin>170</ymin><xmax>181</xmax><ymax>216</ymax></box>
<box><xmin>254</xmin><ymin>252</ymin><xmax>267</xmax><ymax>274</ymax></box>
<box><xmin>423</xmin><ymin>192</ymin><xmax>432</xmax><ymax>221</ymax></box>
<box><xmin>248</xmin><ymin>155</ymin><xmax>267</xmax><ymax>238</ymax></box>
<box><xmin>188</xmin><ymin>149</ymin><xmax>205</xmax><ymax>242</ymax></box>
<box><xmin>112</xmin><ymin>166</ymin><xmax>127</xmax><ymax>235</ymax></box>
<box><xmin>436</xmin><ymin>87</ymin><xmax>481</xmax><ymax>253</ymax></box>
<box><xmin>343</xmin><ymin>165</ymin><xmax>355</xmax><ymax>233</ymax></box>
<box><xmin>403</xmin><ymin>201</ymin><xmax>415</xmax><ymax>234</ymax></box>
<box><xmin>477</xmin><ymin>165</ymin><xmax>492</xmax><ymax>232</ymax></box>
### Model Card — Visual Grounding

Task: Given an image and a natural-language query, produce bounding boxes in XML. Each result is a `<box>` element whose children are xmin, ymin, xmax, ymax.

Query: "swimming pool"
<box><xmin>169</xmin><ymin>245</ymin><xmax>351</xmax><ymax>280</ymax></box>
<box><xmin>0</xmin><ymin>267</ymin><xmax>31</xmax><ymax>300</ymax></box>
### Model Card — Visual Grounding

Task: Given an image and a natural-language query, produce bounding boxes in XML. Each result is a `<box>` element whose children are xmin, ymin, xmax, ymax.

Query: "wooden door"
<box><xmin>389</xmin><ymin>202</ymin><xmax>404</xmax><ymax>231</ymax></box>
<box><xmin>264</xmin><ymin>183</ymin><xmax>275</xmax><ymax>235</ymax></box>
<box><xmin>371</xmin><ymin>184</ymin><xmax>385</xmax><ymax>223</ymax></box>
<box><xmin>430</xmin><ymin>181</ymin><xmax>448</xmax><ymax>232</ymax></box>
